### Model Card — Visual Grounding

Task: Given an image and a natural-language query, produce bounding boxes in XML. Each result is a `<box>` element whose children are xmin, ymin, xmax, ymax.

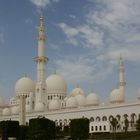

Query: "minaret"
<box><xmin>35</xmin><ymin>15</ymin><xmax>48</xmax><ymax>83</ymax></box>
<box><xmin>118</xmin><ymin>54</ymin><xmax>125</xmax><ymax>102</ymax></box>
<box><xmin>35</xmin><ymin>16</ymin><xmax>48</xmax><ymax>103</ymax></box>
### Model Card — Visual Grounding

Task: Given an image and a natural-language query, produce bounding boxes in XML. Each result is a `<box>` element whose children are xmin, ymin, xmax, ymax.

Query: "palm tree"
<box><xmin>123</xmin><ymin>114</ymin><xmax>129</xmax><ymax>132</ymax></box>
<box><xmin>110</xmin><ymin>117</ymin><xmax>118</xmax><ymax>132</ymax></box>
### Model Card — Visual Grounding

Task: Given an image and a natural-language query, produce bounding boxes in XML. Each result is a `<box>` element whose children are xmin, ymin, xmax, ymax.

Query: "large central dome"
<box><xmin>46</xmin><ymin>73</ymin><xmax>67</xmax><ymax>95</ymax></box>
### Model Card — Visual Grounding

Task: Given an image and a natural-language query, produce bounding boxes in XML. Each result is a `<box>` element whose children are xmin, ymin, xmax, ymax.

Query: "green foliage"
<box><xmin>90</xmin><ymin>131</ymin><xmax>140</xmax><ymax>139</ymax></box>
<box><xmin>0</xmin><ymin>120</ymin><xmax>19</xmax><ymax>138</ymax></box>
<box><xmin>19</xmin><ymin>125</ymin><xmax>29</xmax><ymax>140</ymax></box>
<box><xmin>124</xmin><ymin>118</ymin><xmax>129</xmax><ymax>132</ymax></box>
<box><xmin>70</xmin><ymin>118</ymin><xmax>89</xmax><ymax>139</ymax></box>
<box><xmin>110</xmin><ymin>117</ymin><xmax>118</xmax><ymax>132</ymax></box>
<box><xmin>29</xmin><ymin>117</ymin><xmax>55</xmax><ymax>140</ymax></box>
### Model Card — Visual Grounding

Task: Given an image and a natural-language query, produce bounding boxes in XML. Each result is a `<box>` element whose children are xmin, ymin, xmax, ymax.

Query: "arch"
<box><xmin>131</xmin><ymin>113</ymin><xmax>137</xmax><ymax>120</ymax></box>
<box><xmin>96</xmin><ymin>116</ymin><xmax>101</xmax><ymax>122</ymax></box>
<box><xmin>109</xmin><ymin>115</ymin><xmax>114</xmax><ymax>121</ymax></box>
<box><xmin>68</xmin><ymin>119</ymin><xmax>71</xmax><ymax>125</ymax></box>
<box><xmin>116</xmin><ymin>114</ymin><xmax>121</xmax><ymax>121</ymax></box>
<box><xmin>90</xmin><ymin>117</ymin><xmax>94</xmax><ymax>122</ymax></box>
<box><xmin>63</xmin><ymin>119</ymin><xmax>67</xmax><ymax>126</ymax></box>
<box><xmin>123</xmin><ymin>114</ymin><xmax>128</xmax><ymax>119</ymax></box>
<box><xmin>59</xmin><ymin>119</ymin><xmax>62</xmax><ymax>126</ymax></box>
<box><xmin>130</xmin><ymin>113</ymin><xmax>137</xmax><ymax>127</ymax></box>
<box><xmin>102</xmin><ymin>116</ymin><xmax>107</xmax><ymax>121</ymax></box>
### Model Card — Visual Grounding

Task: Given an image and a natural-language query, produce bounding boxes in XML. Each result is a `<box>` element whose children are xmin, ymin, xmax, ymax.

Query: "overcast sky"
<box><xmin>0</xmin><ymin>0</ymin><xmax>140</xmax><ymax>103</ymax></box>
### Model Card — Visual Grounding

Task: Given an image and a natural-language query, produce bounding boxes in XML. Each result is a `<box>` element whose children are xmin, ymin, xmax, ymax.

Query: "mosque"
<box><xmin>0</xmin><ymin>16</ymin><xmax>140</xmax><ymax>133</ymax></box>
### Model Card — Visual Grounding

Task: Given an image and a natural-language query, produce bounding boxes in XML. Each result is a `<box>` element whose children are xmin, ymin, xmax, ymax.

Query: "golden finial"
<box><xmin>38</xmin><ymin>15</ymin><xmax>46</xmax><ymax>41</ymax></box>
<box><xmin>39</xmin><ymin>15</ymin><xmax>44</xmax><ymax>32</ymax></box>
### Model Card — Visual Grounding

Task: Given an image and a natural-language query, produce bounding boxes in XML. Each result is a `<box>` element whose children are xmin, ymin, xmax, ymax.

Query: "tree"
<box><xmin>70</xmin><ymin>118</ymin><xmax>89</xmax><ymax>139</ymax></box>
<box><xmin>124</xmin><ymin>118</ymin><xmax>129</xmax><ymax>132</ymax></box>
<box><xmin>19</xmin><ymin>125</ymin><xmax>29</xmax><ymax>140</ymax></box>
<box><xmin>29</xmin><ymin>117</ymin><xmax>55</xmax><ymax>140</ymax></box>
<box><xmin>110</xmin><ymin>117</ymin><xmax>118</xmax><ymax>132</ymax></box>
<box><xmin>0</xmin><ymin>120</ymin><xmax>19</xmax><ymax>139</ymax></box>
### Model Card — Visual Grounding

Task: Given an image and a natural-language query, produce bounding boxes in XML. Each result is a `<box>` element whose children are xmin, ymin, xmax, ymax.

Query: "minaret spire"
<box><xmin>118</xmin><ymin>54</ymin><xmax>125</xmax><ymax>102</ymax></box>
<box><xmin>34</xmin><ymin>15</ymin><xmax>48</xmax><ymax>104</ymax></box>
<box><xmin>35</xmin><ymin>15</ymin><xmax>48</xmax><ymax>83</ymax></box>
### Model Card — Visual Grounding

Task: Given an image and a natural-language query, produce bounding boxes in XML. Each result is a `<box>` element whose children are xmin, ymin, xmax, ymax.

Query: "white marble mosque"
<box><xmin>0</xmin><ymin>16</ymin><xmax>140</xmax><ymax>133</ymax></box>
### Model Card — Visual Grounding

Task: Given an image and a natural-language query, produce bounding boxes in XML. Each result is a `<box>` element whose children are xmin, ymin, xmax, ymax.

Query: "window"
<box><xmin>95</xmin><ymin>126</ymin><xmax>98</xmax><ymax>131</ymax></box>
<box><xmin>104</xmin><ymin>125</ymin><xmax>106</xmax><ymax>131</ymax></box>
<box><xmin>96</xmin><ymin>116</ymin><xmax>101</xmax><ymax>122</ymax></box>
<box><xmin>91</xmin><ymin>126</ymin><xmax>94</xmax><ymax>131</ymax></box>
<box><xmin>90</xmin><ymin>117</ymin><xmax>94</xmax><ymax>122</ymax></box>
<box><xmin>99</xmin><ymin>126</ymin><xmax>102</xmax><ymax>131</ymax></box>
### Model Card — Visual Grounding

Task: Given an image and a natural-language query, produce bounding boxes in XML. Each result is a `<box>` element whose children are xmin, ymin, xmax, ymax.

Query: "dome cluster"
<box><xmin>67</xmin><ymin>88</ymin><xmax>99</xmax><ymax>108</ymax></box>
<box><xmin>2</xmin><ymin>69</ymin><xmax>140</xmax><ymax>115</ymax></box>
<box><xmin>47</xmin><ymin>86</ymin><xmax>100</xmax><ymax>110</ymax></box>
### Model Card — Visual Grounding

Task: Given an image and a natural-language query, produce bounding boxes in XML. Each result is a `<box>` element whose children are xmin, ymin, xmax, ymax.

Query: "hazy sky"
<box><xmin>0</xmin><ymin>0</ymin><xmax>140</xmax><ymax>103</ymax></box>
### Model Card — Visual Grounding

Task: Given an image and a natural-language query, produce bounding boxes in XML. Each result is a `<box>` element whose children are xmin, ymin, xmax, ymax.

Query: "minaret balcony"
<box><xmin>118</xmin><ymin>82</ymin><xmax>126</xmax><ymax>86</ymax></box>
<box><xmin>34</xmin><ymin>56</ymin><xmax>48</xmax><ymax>63</ymax></box>
<box><xmin>38</xmin><ymin>35</ymin><xmax>46</xmax><ymax>41</ymax></box>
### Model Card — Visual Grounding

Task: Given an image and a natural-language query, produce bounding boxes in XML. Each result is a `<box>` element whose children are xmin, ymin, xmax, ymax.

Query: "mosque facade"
<box><xmin>0</xmin><ymin>16</ymin><xmax>140</xmax><ymax>133</ymax></box>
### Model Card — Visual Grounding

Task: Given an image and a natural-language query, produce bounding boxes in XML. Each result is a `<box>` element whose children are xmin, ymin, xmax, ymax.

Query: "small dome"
<box><xmin>35</xmin><ymin>102</ymin><xmax>45</xmax><ymax>112</ymax></box>
<box><xmin>15</xmin><ymin>76</ymin><xmax>35</xmax><ymax>96</ymax></box>
<box><xmin>66</xmin><ymin>97</ymin><xmax>78</xmax><ymax>108</ymax></box>
<box><xmin>2</xmin><ymin>108</ymin><xmax>11</xmax><ymax>116</ymax></box>
<box><xmin>110</xmin><ymin>89</ymin><xmax>123</xmax><ymax>103</ymax></box>
<box><xmin>46</xmin><ymin>73</ymin><xmax>67</xmax><ymax>95</ymax></box>
<box><xmin>138</xmin><ymin>88</ymin><xmax>140</xmax><ymax>100</ymax></box>
<box><xmin>11</xmin><ymin>106</ymin><xmax>19</xmax><ymax>115</ymax></box>
<box><xmin>0</xmin><ymin>97</ymin><xmax>5</xmax><ymax>106</ymax></box>
<box><xmin>26</xmin><ymin>104</ymin><xmax>32</xmax><ymax>113</ymax></box>
<box><xmin>71</xmin><ymin>87</ymin><xmax>84</xmax><ymax>97</ymax></box>
<box><xmin>49</xmin><ymin>98</ymin><xmax>60</xmax><ymax>110</ymax></box>
<box><xmin>86</xmin><ymin>93</ymin><xmax>99</xmax><ymax>106</ymax></box>
<box><xmin>75</xmin><ymin>94</ymin><xmax>86</xmax><ymax>106</ymax></box>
